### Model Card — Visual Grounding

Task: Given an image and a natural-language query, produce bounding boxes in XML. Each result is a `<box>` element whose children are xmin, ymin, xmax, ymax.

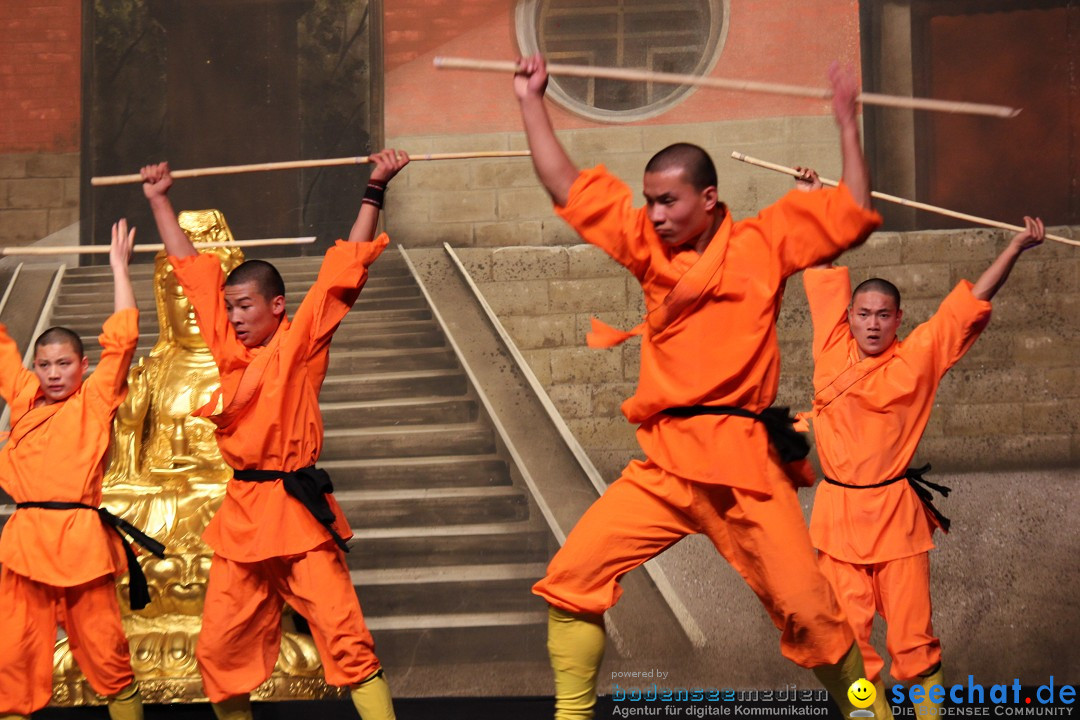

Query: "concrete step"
<box><xmin>336</xmin><ymin>487</ymin><xmax>529</xmax><ymax>529</ymax></box>
<box><xmin>320</xmin><ymin>397</ymin><xmax>477</xmax><ymax>428</ymax></box>
<box><xmin>352</xmin><ymin>563</ymin><xmax>546</xmax><ymax>616</ymax></box>
<box><xmin>345</xmin><ymin>295</ymin><xmax>429</xmax><ymax>313</ymax></box>
<box><xmin>348</xmin><ymin>521</ymin><xmax>553</xmax><ymax>571</ymax></box>
<box><xmin>321</xmin><ymin>328</ymin><xmax>446</xmax><ymax>351</ymax></box>
<box><xmin>318</xmin><ymin>370</ymin><xmax>467</xmax><ymax>402</ymax></box>
<box><xmin>365</xmin><ymin>611</ymin><xmax>547</xmax><ymax>665</ymax></box>
<box><xmin>321</xmin><ymin>423</ymin><xmax>495</xmax><ymax>460</ymax></box>
<box><xmin>318</xmin><ymin>455</ymin><xmax>510</xmax><ymax>491</ymax></box>
<box><xmin>327</xmin><ymin>346</ymin><xmax>457</xmax><ymax>375</ymax></box>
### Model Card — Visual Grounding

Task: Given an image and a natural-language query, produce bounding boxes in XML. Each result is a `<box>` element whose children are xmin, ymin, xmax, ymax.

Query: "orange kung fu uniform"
<box><xmin>804</xmin><ymin>265</ymin><xmax>991</xmax><ymax>682</ymax></box>
<box><xmin>171</xmin><ymin>236</ymin><xmax>389</xmax><ymax>703</ymax></box>
<box><xmin>531</xmin><ymin>166</ymin><xmax>881</xmax><ymax>668</ymax></box>
<box><xmin>0</xmin><ymin>309</ymin><xmax>139</xmax><ymax>716</ymax></box>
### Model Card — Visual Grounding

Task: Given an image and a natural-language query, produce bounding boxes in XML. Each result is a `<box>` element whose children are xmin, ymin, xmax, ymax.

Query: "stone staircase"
<box><xmin>3</xmin><ymin>250</ymin><xmax>557</xmax><ymax>683</ymax></box>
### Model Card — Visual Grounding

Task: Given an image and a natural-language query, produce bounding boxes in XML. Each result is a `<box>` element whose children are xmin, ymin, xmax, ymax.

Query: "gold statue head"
<box><xmin>151</xmin><ymin>210</ymin><xmax>244</xmax><ymax>354</ymax></box>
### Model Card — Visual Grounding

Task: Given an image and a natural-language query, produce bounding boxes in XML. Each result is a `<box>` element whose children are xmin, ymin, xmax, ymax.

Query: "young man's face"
<box><xmin>643</xmin><ymin>167</ymin><xmax>718</xmax><ymax>248</ymax></box>
<box><xmin>224</xmin><ymin>281</ymin><xmax>286</xmax><ymax>348</ymax></box>
<box><xmin>33</xmin><ymin>342</ymin><xmax>88</xmax><ymax>403</ymax></box>
<box><xmin>848</xmin><ymin>290</ymin><xmax>903</xmax><ymax>358</ymax></box>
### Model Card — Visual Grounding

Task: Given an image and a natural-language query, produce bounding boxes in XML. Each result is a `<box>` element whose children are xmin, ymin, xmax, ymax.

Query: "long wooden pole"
<box><xmin>90</xmin><ymin>150</ymin><xmax>532</xmax><ymax>187</ymax></box>
<box><xmin>1</xmin><ymin>236</ymin><xmax>318</xmax><ymax>256</ymax></box>
<box><xmin>433</xmin><ymin>57</ymin><xmax>1020</xmax><ymax>119</ymax></box>
<box><xmin>730</xmin><ymin>152</ymin><xmax>1079</xmax><ymax>247</ymax></box>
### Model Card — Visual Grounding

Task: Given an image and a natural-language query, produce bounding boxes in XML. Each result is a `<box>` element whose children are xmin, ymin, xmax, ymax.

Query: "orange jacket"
<box><xmin>171</xmin><ymin>236</ymin><xmax>388</xmax><ymax>562</ymax></box>
<box><xmin>557</xmin><ymin>167</ymin><xmax>880</xmax><ymax>492</ymax></box>
<box><xmin>0</xmin><ymin>309</ymin><xmax>139</xmax><ymax>586</ymax></box>
<box><xmin>804</xmin><ymin>266</ymin><xmax>991</xmax><ymax>562</ymax></box>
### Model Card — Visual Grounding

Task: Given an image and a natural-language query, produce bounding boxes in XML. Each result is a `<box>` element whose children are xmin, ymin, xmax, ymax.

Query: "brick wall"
<box><xmin>383</xmin><ymin>0</ymin><xmax>863</xmax><ymax>137</ymax></box>
<box><xmin>382</xmin><ymin>0</ymin><xmax>865</xmax><ymax>247</ymax></box>
<box><xmin>459</xmin><ymin>225</ymin><xmax>1080</xmax><ymax>482</ymax></box>
<box><xmin>0</xmin><ymin>0</ymin><xmax>82</xmax><ymax>248</ymax></box>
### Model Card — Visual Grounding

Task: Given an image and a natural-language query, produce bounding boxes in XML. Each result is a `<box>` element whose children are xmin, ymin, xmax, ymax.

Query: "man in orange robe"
<box><xmin>140</xmin><ymin>150</ymin><xmax>409</xmax><ymax>720</ymax></box>
<box><xmin>0</xmin><ymin>221</ymin><xmax>151</xmax><ymax>720</ymax></box>
<box><xmin>803</xmin><ymin>213</ymin><xmax>1046</xmax><ymax>716</ymax></box>
<box><xmin>513</xmin><ymin>55</ymin><xmax>882</xmax><ymax>719</ymax></box>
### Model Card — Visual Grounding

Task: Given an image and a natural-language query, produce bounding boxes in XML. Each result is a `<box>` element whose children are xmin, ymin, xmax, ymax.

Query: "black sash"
<box><xmin>231</xmin><ymin>465</ymin><xmax>349</xmax><ymax>553</ymax></box>
<box><xmin>821</xmin><ymin>464</ymin><xmax>952</xmax><ymax>532</ymax></box>
<box><xmin>14</xmin><ymin>502</ymin><xmax>167</xmax><ymax>610</ymax></box>
<box><xmin>661</xmin><ymin>405</ymin><xmax>810</xmax><ymax>464</ymax></box>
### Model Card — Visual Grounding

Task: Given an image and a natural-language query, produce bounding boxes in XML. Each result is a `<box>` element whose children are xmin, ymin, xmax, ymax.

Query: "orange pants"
<box><xmin>0</xmin><ymin>567</ymin><xmax>134</xmax><ymax>715</ymax></box>
<box><xmin>196</xmin><ymin>541</ymin><xmax>381</xmax><ymax>702</ymax></box>
<box><xmin>817</xmin><ymin>551</ymin><xmax>940</xmax><ymax>682</ymax></box>
<box><xmin>532</xmin><ymin>459</ymin><xmax>854</xmax><ymax>668</ymax></box>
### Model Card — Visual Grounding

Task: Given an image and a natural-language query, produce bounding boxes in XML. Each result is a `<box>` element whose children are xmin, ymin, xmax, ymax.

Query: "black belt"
<box><xmin>14</xmin><ymin>502</ymin><xmax>167</xmax><ymax>610</ymax></box>
<box><xmin>662</xmin><ymin>405</ymin><xmax>810</xmax><ymax>464</ymax></box>
<box><xmin>231</xmin><ymin>465</ymin><xmax>349</xmax><ymax>553</ymax></box>
<box><xmin>821</xmin><ymin>464</ymin><xmax>952</xmax><ymax>532</ymax></box>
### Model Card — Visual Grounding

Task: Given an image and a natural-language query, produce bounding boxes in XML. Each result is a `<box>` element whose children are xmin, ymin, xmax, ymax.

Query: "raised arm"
<box><xmin>971</xmin><ymin>216</ymin><xmax>1045</xmax><ymax>301</ymax></box>
<box><xmin>86</xmin><ymin>218</ymin><xmax>141</xmax><ymax>408</ymax></box>
<box><xmin>141</xmin><ymin>162</ymin><xmax>197</xmax><ymax>259</ymax></box>
<box><xmin>803</xmin><ymin>265</ymin><xmax>854</xmax><ymax>362</ymax></box>
<box><xmin>829</xmin><ymin>63</ymin><xmax>871</xmax><ymax>209</ymax></box>
<box><xmin>110</xmin><ymin>218</ymin><xmax>137</xmax><ymax>312</ymax></box>
<box><xmin>347</xmin><ymin>148</ymin><xmax>410</xmax><ymax>244</ymax></box>
<box><xmin>515</xmin><ymin>54</ymin><xmax>578</xmax><ymax>207</ymax></box>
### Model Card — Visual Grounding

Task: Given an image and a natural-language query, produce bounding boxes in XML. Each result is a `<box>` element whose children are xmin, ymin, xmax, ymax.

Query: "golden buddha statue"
<box><xmin>52</xmin><ymin>210</ymin><xmax>337</xmax><ymax>705</ymax></box>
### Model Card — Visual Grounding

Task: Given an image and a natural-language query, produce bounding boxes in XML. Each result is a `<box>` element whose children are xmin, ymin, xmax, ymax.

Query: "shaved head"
<box><xmin>225</xmin><ymin>260</ymin><xmax>285</xmax><ymax>301</ymax></box>
<box><xmin>34</xmin><ymin>326</ymin><xmax>83</xmax><ymax>358</ymax></box>
<box><xmin>851</xmin><ymin>277</ymin><xmax>901</xmax><ymax>310</ymax></box>
<box><xmin>644</xmin><ymin>143</ymin><xmax>718</xmax><ymax>192</ymax></box>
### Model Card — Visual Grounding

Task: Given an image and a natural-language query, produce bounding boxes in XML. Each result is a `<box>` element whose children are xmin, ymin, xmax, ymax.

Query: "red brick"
<box><xmin>0</xmin><ymin>0</ymin><xmax>80</xmax><ymax>153</ymax></box>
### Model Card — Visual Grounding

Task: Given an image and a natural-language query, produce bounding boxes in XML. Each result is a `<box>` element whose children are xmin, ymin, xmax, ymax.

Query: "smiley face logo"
<box><xmin>847</xmin><ymin>678</ymin><xmax>876</xmax><ymax>709</ymax></box>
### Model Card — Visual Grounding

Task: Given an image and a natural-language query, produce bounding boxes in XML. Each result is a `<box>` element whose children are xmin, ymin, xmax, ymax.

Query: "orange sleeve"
<box><xmin>0</xmin><ymin>324</ymin><xmax>33</xmax><ymax>406</ymax></box>
<box><xmin>902</xmin><ymin>280</ymin><xmax>992</xmax><ymax>378</ymax></box>
<box><xmin>803</xmin><ymin>266</ymin><xmax>853</xmax><ymax>362</ymax></box>
<box><xmin>759</xmin><ymin>182</ymin><xmax>882</xmax><ymax>277</ymax></box>
<box><xmin>171</xmin><ymin>253</ymin><xmax>250</xmax><ymax>373</ymax></box>
<box><xmin>83</xmin><ymin>308</ymin><xmax>139</xmax><ymax>411</ymax></box>
<box><xmin>293</xmin><ymin>234</ymin><xmax>390</xmax><ymax>357</ymax></box>
<box><xmin>555</xmin><ymin>165</ymin><xmax>653</xmax><ymax>280</ymax></box>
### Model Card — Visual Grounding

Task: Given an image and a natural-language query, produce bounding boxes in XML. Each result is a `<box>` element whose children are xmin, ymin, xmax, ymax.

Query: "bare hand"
<box><xmin>514</xmin><ymin>53</ymin><xmax>549</xmax><ymax>102</ymax></box>
<box><xmin>794</xmin><ymin>166</ymin><xmax>822</xmax><ymax>192</ymax></box>
<box><xmin>141</xmin><ymin>162</ymin><xmax>173</xmax><ymax>199</ymax></box>
<box><xmin>1010</xmin><ymin>216</ymin><xmax>1045</xmax><ymax>254</ymax></box>
<box><xmin>110</xmin><ymin>218</ymin><xmax>136</xmax><ymax>270</ymax></box>
<box><xmin>368</xmin><ymin>148</ymin><xmax>410</xmax><ymax>185</ymax></box>
<box><xmin>828</xmin><ymin>61</ymin><xmax>859</xmax><ymax>129</ymax></box>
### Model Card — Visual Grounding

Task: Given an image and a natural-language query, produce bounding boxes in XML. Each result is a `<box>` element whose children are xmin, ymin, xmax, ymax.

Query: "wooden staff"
<box><xmin>433</xmin><ymin>57</ymin><xmax>1020</xmax><ymax>119</ymax></box>
<box><xmin>91</xmin><ymin>151</ymin><xmax>532</xmax><ymax>187</ymax></box>
<box><xmin>730</xmin><ymin>152</ymin><xmax>1079</xmax><ymax>247</ymax></box>
<box><xmin>1</xmin><ymin>236</ymin><xmax>318</xmax><ymax>256</ymax></box>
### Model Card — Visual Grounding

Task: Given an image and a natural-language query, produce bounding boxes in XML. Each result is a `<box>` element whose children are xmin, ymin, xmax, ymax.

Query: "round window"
<box><xmin>515</xmin><ymin>0</ymin><xmax>729</xmax><ymax>123</ymax></box>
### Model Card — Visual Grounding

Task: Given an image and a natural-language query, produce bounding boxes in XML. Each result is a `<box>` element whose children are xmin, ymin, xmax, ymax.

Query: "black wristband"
<box><xmin>363</xmin><ymin>182</ymin><xmax>385</xmax><ymax>209</ymax></box>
